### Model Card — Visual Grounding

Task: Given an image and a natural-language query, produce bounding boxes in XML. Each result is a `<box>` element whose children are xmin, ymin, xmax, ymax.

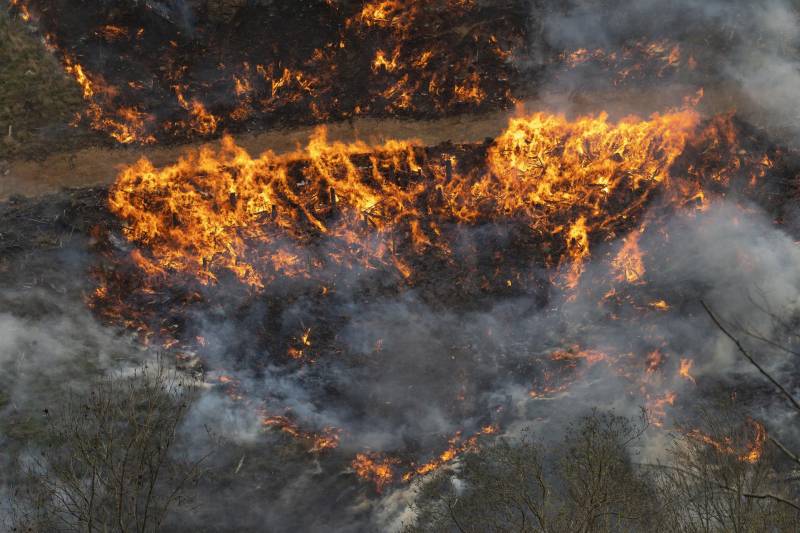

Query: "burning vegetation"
<box><xmin>106</xmin><ymin>109</ymin><xmax>700</xmax><ymax>289</ymax></box>
<box><xmin>10</xmin><ymin>0</ymin><xmax>526</xmax><ymax>143</ymax></box>
<box><xmin>7</xmin><ymin>0</ymin><xmax>705</xmax><ymax>147</ymax></box>
<box><xmin>85</xmin><ymin>101</ymin><xmax>787</xmax><ymax>489</ymax></box>
<box><xmin>4</xmin><ymin>0</ymin><xmax>800</xmax><ymax>530</ymax></box>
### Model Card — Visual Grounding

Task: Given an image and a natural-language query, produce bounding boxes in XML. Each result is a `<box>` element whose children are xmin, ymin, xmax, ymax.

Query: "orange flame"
<box><xmin>109</xmin><ymin>110</ymin><xmax>700</xmax><ymax>291</ymax></box>
<box><xmin>686</xmin><ymin>419</ymin><xmax>766</xmax><ymax>464</ymax></box>
<box><xmin>352</xmin><ymin>453</ymin><xmax>397</xmax><ymax>492</ymax></box>
<box><xmin>613</xmin><ymin>231</ymin><xmax>646</xmax><ymax>284</ymax></box>
<box><xmin>679</xmin><ymin>358</ymin><xmax>696</xmax><ymax>384</ymax></box>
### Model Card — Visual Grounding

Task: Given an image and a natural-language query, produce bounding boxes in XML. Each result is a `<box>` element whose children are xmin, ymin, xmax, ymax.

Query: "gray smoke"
<box><xmin>529</xmin><ymin>0</ymin><xmax>800</xmax><ymax>143</ymax></box>
<box><xmin>4</xmin><ymin>1</ymin><xmax>800</xmax><ymax>530</ymax></box>
<box><xmin>158</xmin><ymin>196</ymin><xmax>800</xmax><ymax>531</ymax></box>
<box><xmin>159</xmin><ymin>8</ymin><xmax>800</xmax><ymax>521</ymax></box>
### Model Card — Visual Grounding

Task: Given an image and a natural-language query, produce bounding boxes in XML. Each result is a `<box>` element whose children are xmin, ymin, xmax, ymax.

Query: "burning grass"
<box><xmin>106</xmin><ymin>109</ymin><xmax>701</xmax><ymax>290</ymax></box>
<box><xmin>82</xmin><ymin>104</ymin><xmax>794</xmax><ymax>490</ymax></box>
<box><xmin>10</xmin><ymin>0</ymin><xmax>527</xmax><ymax>145</ymax></box>
<box><xmin>7</xmin><ymin>0</ymin><xmax>706</xmax><ymax>148</ymax></box>
<box><xmin>3</xmin><ymin>0</ymin><xmax>800</xmax><ymax>515</ymax></box>
<box><xmin>1</xmin><ymin>108</ymin><xmax>799</xmax><ymax>518</ymax></box>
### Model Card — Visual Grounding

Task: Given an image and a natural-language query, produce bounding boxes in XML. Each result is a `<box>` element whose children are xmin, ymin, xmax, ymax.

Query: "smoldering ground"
<box><xmin>144</xmin><ymin>195</ymin><xmax>800</xmax><ymax>531</ymax></box>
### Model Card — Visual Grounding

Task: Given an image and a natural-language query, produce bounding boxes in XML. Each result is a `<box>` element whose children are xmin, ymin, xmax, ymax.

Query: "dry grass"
<box><xmin>0</xmin><ymin>5</ymin><xmax>84</xmax><ymax>160</ymax></box>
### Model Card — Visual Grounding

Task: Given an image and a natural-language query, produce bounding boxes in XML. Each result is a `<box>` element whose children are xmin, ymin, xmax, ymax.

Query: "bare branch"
<box><xmin>770</xmin><ymin>436</ymin><xmax>800</xmax><ymax>467</ymax></box>
<box><xmin>702</xmin><ymin>301</ymin><xmax>800</xmax><ymax>413</ymax></box>
<box><xmin>647</xmin><ymin>463</ymin><xmax>800</xmax><ymax>513</ymax></box>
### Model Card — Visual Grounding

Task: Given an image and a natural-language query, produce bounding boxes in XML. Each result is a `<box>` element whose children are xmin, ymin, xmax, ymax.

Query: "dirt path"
<box><xmin>1</xmin><ymin>110</ymin><xmax>519</xmax><ymax>200</ymax></box>
<box><xmin>0</xmin><ymin>86</ymin><xmax>747</xmax><ymax>201</ymax></box>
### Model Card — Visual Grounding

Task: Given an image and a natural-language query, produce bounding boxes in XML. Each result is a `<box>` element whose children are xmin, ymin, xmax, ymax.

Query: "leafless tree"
<box><xmin>403</xmin><ymin>410</ymin><xmax>658</xmax><ymax>533</ymax></box>
<box><xmin>651</xmin><ymin>406</ymin><xmax>798</xmax><ymax>533</ymax></box>
<box><xmin>700</xmin><ymin>300</ymin><xmax>800</xmax><ymax>509</ymax></box>
<box><xmin>8</xmin><ymin>361</ymin><xmax>210</xmax><ymax>533</ymax></box>
<box><xmin>402</xmin><ymin>289</ymin><xmax>800</xmax><ymax>532</ymax></box>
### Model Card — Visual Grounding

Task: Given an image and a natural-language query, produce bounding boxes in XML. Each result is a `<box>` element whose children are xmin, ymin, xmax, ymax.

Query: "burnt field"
<box><xmin>3</xmin><ymin>109</ymin><xmax>800</xmax><ymax>529</ymax></box>
<box><xmin>3</xmin><ymin>109</ymin><xmax>800</xmax><ymax>481</ymax></box>
<box><xmin>8</xmin><ymin>0</ymin><xmax>713</xmax><ymax>149</ymax></box>
<box><xmin>15</xmin><ymin>0</ymin><xmax>529</xmax><ymax>143</ymax></box>
<box><xmin>4</xmin><ymin>1</ymin><xmax>800</xmax><ymax>532</ymax></box>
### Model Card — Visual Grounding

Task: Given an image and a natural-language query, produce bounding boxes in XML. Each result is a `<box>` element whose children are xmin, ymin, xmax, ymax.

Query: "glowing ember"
<box><xmin>288</xmin><ymin>328</ymin><xmax>313</xmax><ymax>360</ymax></box>
<box><xmin>262</xmin><ymin>415</ymin><xmax>341</xmax><ymax>454</ymax></box>
<box><xmin>686</xmin><ymin>419</ymin><xmax>766</xmax><ymax>464</ymax></box>
<box><xmin>679</xmin><ymin>358</ymin><xmax>696</xmax><ymax>384</ymax></box>
<box><xmin>647</xmin><ymin>391</ymin><xmax>676</xmax><ymax>426</ymax></box>
<box><xmin>649</xmin><ymin>300</ymin><xmax>671</xmax><ymax>310</ymax></box>
<box><xmin>10</xmin><ymin>0</ymin><xmax>32</xmax><ymax>22</ymax></box>
<box><xmin>405</xmin><ymin>426</ymin><xmax>498</xmax><ymax>480</ymax></box>
<box><xmin>560</xmin><ymin>39</ymin><xmax>688</xmax><ymax>85</ymax></box>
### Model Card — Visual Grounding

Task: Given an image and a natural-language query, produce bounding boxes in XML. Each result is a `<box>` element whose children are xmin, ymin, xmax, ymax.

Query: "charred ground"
<box><xmin>4</xmin><ymin>1</ymin><xmax>800</xmax><ymax>531</ymax></box>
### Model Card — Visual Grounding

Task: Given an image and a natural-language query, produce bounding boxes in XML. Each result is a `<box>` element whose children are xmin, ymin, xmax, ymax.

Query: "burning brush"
<box><xmin>8</xmin><ymin>0</ymin><xmax>798</xmax><ymax>499</ymax></box>
<box><xmin>8</xmin><ymin>0</ymin><xmax>699</xmax><ymax>147</ymax></box>
<box><xmin>85</xmin><ymin>101</ymin><xmax>788</xmax><ymax>489</ymax></box>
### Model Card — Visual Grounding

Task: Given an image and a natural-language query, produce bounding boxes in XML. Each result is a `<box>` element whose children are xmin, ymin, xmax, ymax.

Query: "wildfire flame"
<box><xmin>262</xmin><ymin>415</ymin><xmax>341</xmax><ymax>453</ymax></box>
<box><xmin>10</xmin><ymin>0</ymin><xmax>787</xmax><ymax>498</ymax></box>
<box><xmin>92</xmin><ymin>102</ymin><xmax>780</xmax><ymax>492</ymax></box>
<box><xmin>12</xmin><ymin>1</ymin><xmax>709</xmax><ymax>147</ymax></box>
<box><xmin>16</xmin><ymin>0</ymin><xmax>522</xmax><ymax>143</ymax></box>
<box><xmin>352</xmin><ymin>453</ymin><xmax>398</xmax><ymax>493</ymax></box>
<box><xmin>109</xmin><ymin>109</ymin><xmax>700</xmax><ymax>291</ymax></box>
<box><xmin>561</xmin><ymin>38</ymin><xmax>689</xmax><ymax>85</ymax></box>
<box><xmin>613</xmin><ymin>231</ymin><xmax>646</xmax><ymax>284</ymax></box>
<box><xmin>679</xmin><ymin>358</ymin><xmax>696</xmax><ymax>384</ymax></box>
<box><xmin>686</xmin><ymin>419</ymin><xmax>767</xmax><ymax>464</ymax></box>
<box><xmin>352</xmin><ymin>426</ymin><xmax>497</xmax><ymax>490</ymax></box>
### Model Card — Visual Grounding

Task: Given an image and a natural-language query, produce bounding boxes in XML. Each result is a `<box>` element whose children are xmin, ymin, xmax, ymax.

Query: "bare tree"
<box><xmin>403</xmin><ymin>410</ymin><xmax>658</xmax><ymax>533</ymax></box>
<box><xmin>9</xmin><ymin>361</ymin><xmax>210</xmax><ymax>533</ymax></box>
<box><xmin>651</xmin><ymin>406</ymin><xmax>799</xmax><ymax>533</ymax></box>
<box><xmin>558</xmin><ymin>411</ymin><xmax>658</xmax><ymax>533</ymax></box>
<box><xmin>700</xmin><ymin>300</ymin><xmax>800</xmax><ymax>510</ymax></box>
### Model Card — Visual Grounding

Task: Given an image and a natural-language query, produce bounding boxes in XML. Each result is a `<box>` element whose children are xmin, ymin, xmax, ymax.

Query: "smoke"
<box><xmin>4</xmin><ymin>1</ymin><xmax>800</xmax><ymax>531</ymax></box>
<box><xmin>147</xmin><ymin>193</ymin><xmax>800</xmax><ymax>531</ymax></box>
<box><xmin>529</xmin><ymin>0</ymin><xmax>800</xmax><ymax>142</ymax></box>
<box><xmin>0</xmin><ymin>234</ymin><xmax>144</xmax><ymax>411</ymax></box>
<box><xmin>0</xmin><ymin>232</ymin><xmax>152</xmax><ymax>528</ymax></box>
<box><xmin>5</xmin><ymin>197</ymin><xmax>797</xmax><ymax>529</ymax></box>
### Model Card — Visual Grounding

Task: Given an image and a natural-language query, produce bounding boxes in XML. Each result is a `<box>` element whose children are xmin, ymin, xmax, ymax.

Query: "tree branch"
<box><xmin>647</xmin><ymin>463</ymin><xmax>800</xmax><ymax>513</ymax></box>
<box><xmin>702</xmin><ymin>301</ymin><xmax>800</xmax><ymax>413</ymax></box>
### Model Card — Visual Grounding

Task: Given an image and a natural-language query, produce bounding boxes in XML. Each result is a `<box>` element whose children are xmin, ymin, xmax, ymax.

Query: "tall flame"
<box><xmin>109</xmin><ymin>110</ymin><xmax>700</xmax><ymax>290</ymax></box>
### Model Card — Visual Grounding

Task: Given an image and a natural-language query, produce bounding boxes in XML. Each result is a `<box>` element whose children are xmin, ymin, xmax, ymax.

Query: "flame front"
<box><xmin>96</xmin><ymin>104</ymin><xmax>779</xmax><ymax>493</ymax></box>
<box><xmin>686</xmin><ymin>419</ymin><xmax>766</xmax><ymax>464</ymax></box>
<box><xmin>352</xmin><ymin>453</ymin><xmax>398</xmax><ymax>493</ymax></box>
<box><xmin>109</xmin><ymin>110</ymin><xmax>700</xmax><ymax>290</ymax></box>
